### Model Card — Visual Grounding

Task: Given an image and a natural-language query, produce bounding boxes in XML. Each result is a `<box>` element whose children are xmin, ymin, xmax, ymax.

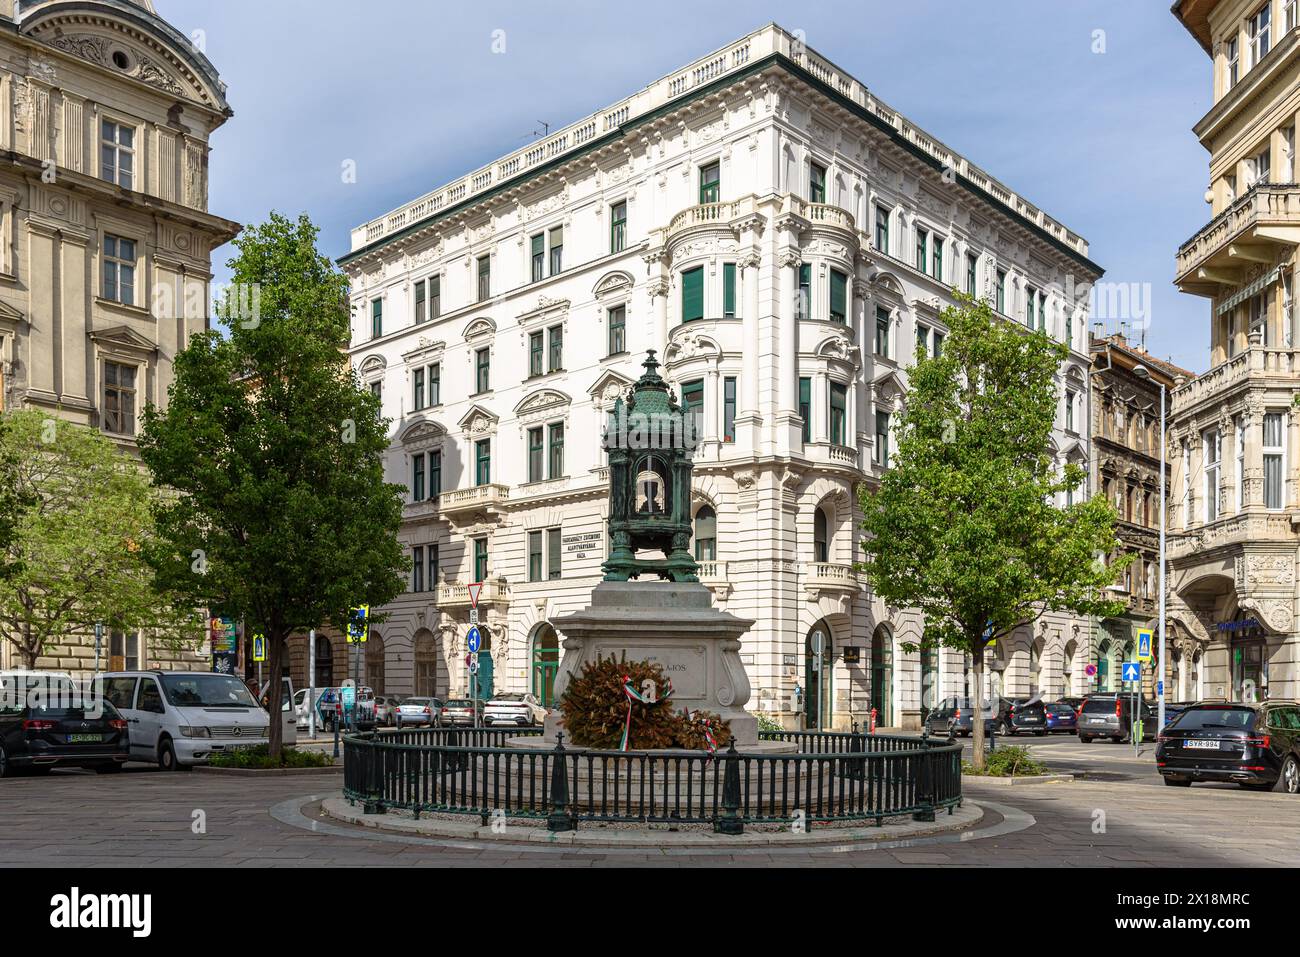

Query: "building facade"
<box><xmin>340</xmin><ymin>24</ymin><xmax>1101</xmax><ymax>729</ymax></box>
<box><xmin>1170</xmin><ymin>0</ymin><xmax>1300</xmax><ymax>703</ymax></box>
<box><xmin>0</xmin><ymin>0</ymin><xmax>237</xmax><ymax>675</ymax></box>
<box><xmin>1090</xmin><ymin>333</ymin><xmax>1192</xmax><ymax>698</ymax></box>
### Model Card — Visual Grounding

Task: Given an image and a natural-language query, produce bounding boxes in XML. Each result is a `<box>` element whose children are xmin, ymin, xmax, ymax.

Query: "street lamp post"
<box><xmin>1133</xmin><ymin>364</ymin><xmax>1168</xmax><ymax>734</ymax></box>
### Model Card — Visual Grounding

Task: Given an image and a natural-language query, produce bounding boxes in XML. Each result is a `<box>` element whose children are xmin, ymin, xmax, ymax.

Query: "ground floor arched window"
<box><xmin>804</xmin><ymin>620</ymin><xmax>833</xmax><ymax>729</ymax></box>
<box><xmin>531</xmin><ymin>623</ymin><xmax>560</xmax><ymax>708</ymax></box>
<box><xmin>365</xmin><ymin>631</ymin><xmax>385</xmax><ymax>695</ymax></box>
<box><xmin>414</xmin><ymin>629</ymin><xmax>440</xmax><ymax>698</ymax></box>
<box><xmin>920</xmin><ymin>645</ymin><xmax>939</xmax><ymax>721</ymax></box>
<box><xmin>870</xmin><ymin>625</ymin><xmax>892</xmax><ymax>727</ymax></box>
<box><xmin>313</xmin><ymin>634</ymin><xmax>334</xmax><ymax>688</ymax></box>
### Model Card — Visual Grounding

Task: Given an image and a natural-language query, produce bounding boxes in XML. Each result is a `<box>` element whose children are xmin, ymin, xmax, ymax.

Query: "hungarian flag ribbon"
<box><xmin>619</xmin><ymin>675</ymin><xmax>655</xmax><ymax>751</ymax></box>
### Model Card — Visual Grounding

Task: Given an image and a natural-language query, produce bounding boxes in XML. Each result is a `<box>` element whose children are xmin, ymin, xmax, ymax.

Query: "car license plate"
<box><xmin>67</xmin><ymin>733</ymin><xmax>102</xmax><ymax>743</ymax></box>
<box><xmin>1185</xmin><ymin>739</ymin><xmax>1219</xmax><ymax>750</ymax></box>
<box><xmin>1089</xmin><ymin>718</ymin><xmax>1106</xmax><ymax>724</ymax></box>
<box><xmin>1022</xmin><ymin>717</ymin><xmax>1040</xmax><ymax>722</ymax></box>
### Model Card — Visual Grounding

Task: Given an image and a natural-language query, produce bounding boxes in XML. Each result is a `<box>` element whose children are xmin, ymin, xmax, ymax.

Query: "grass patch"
<box><xmin>206</xmin><ymin>745</ymin><xmax>335</xmax><ymax>770</ymax></box>
<box><xmin>962</xmin><ymin>745</ymin><xmax>1048</xmax><ymax>778</ymax></box>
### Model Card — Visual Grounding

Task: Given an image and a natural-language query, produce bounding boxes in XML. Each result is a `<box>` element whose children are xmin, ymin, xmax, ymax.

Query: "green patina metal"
<box><xmin>601</xmin><ymin>350</ymin><xmax>699</xmax><ymax>583</ymax></box>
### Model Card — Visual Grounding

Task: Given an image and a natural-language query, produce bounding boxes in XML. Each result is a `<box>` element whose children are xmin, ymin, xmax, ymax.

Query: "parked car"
<box><xmin>440</xmin><ymin>698</ymin><xmax>485</xmax><ymax>727</ymax></box>
<box><xmin>1057</xmin><ymin>696</ymin><xmax>1085</xmax><ymax>711</ymax></box>
<box><xmin>374</xmin><ymin>695</ymin><xmax>405</xmax><ymax>727</ymax></box>
<box><xmin>1044</xmin><ymin>701</ymin><xmax>1078</xmax><ymax>734</ymax></box>
<box><xmin>0</xmin><ymin>672</ymin><xmax>130</xmax><ymax>776</ymax></box>
<box><xmin>101</xmin><ymin>671</ymin><xmax>281</xmax><ymax>770</ymax></box>
<box><xmin>1000</xmin><ymin>697</ymin><xmax>1048</xmax><ymax>736</ymax></box>
<box><xmin>1077</xmin><ymin>693</ymin><xmax>1157</xmax><ymax>743</ymax></box>
<box><xmin>923</xmin><ymin>696</ymin><xmax>999</xmax><ymax>737</ymax></box>
<box><xmin>293</xmin><ymin>687</ymin><xmax>332</xmax><ymax>729</ymax></box>
<box><xmin>484</xmin><ymin>692</ymin><xmax>547</xmax><ymax>727</ymax></box>
<box><xmin>1156</xmin><ymin>701</ymin><xmax>1300</xmax><ymax>792</ymax></box>
<box><xmin>394</xmin><ymin>697</ymin><xmax>441</xmax><ymax>727</ymax></box>
<box><xmin>314</xmin><ymin>686</ymin><xmax>376</xmax><ymax>732</ymax></box>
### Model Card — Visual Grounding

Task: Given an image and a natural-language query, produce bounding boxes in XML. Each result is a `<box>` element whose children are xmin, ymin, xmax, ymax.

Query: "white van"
<box><xmin>101</xmin><ymin>671</ymin><xmax>295</xmax><ymax>769</ymax></box>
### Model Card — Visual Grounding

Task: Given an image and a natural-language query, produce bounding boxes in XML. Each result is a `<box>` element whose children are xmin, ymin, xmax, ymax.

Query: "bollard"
<box><xmin>912</xmin><ymin>748</ymin><xmax>936</xmax><ymax>823</ymax></box>
<box><xmin>547</xmin><ymin>733</ymin><xmax>576</xmax><ymax>832</ymax></box>
<box><xmin>714</xmin><ymin>739</ymin><xmax>744</xmax><ymax>835</ymax></box>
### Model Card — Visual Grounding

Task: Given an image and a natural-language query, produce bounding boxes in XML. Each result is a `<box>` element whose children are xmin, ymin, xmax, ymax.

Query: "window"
<box><xmin>370</xmin><ymin>298</ymin><xmax>383</xmax><ymax>339</ymax></box>
<box><xmin>429</xmin><ymin>275</ymin><xmax>441</xmax><ymax>319</ymax></box>
<box><xmin>1288</xmin><ymin>0</ymin><xmax>1298</xmax><ymax>32</ymax></box>
<box><xmin>723</xmin><ymin>263</ymin><xmax>737</xmax><ymax>318</ymax></box>
<box><xmin>369</xmin><ymin>380</ymin><xmax>382</xmax><ymax>402</ymax></box>
<box><xmin>547</xmin><ymin>528</ymin><xmax>562</xmax><ymax>581</ymax></box>
<box><xmin>475</xmin><ymin>347</ymin><xmax>491</xmax><ymax>393</ymax></box>
<box><xmin>102</xmin><ymin>234</ymin><xmax>136</xmax><ymax>305</ymax></box>
<box><xmin>412</xmin><ymin>546</ymin><xmax>425</xmax><ymax>593</ymax></box>
<box><xmin>1025</xmin><ymin>286</ymin><xmax>1037</xmax><ymax>328</ymax></box>
<box><xmin>1264</xmin><ymin>412</ymin><xmax>1285</xmax><ymax>509</ymax></box>
<box><xmin>528</xmin><ymin>530</ymin><xmax>543</xmax><ymax>582</ymax></box>
<box><xmin>103</xmin><ymin>361</ymin><xmax>137</xmax><ymax>435</ymax></box>
<box><xmin>429</xmin><ymin>363</ymin><xmax>441</xmax><ymax>406</ymax></box>
<box><xmin>548</xmin><ymin>324</ymin><xmax>563</xmax><ymax>372</ymax></box>
<box><xmin>681</xmin><ymin>266</ymin><xmax>704</xmax><ymax>322</ymax></box>
<box><xmin>1235</xmin><ymin>417</ymin><xmax>1245</xmax><ymax>511</ymax></box>
<box><xmin>414</xmin><ymin>279</ymin><xmax>427</xmax><ymax>323</ymax></box>
<box><xmin>1250</xmin><ymin>292</ymin><xmax>1268</xmax><ymax>346</ymax></box>
<box><xmin>429</xmin><ymin>449</ymin><xmax>442</xmax><ymax>497</ymax></box>
<box><xmin>429</xmin><ymin>543</ymin><xmax>440</xmax><ymax>589</ymax></box>
<box><xmin>1249</xmin><ymin>2</ymin><xmax>1271</xmax><ymax>66</ymax></box>
<box><xmin>996</xmin><ymin>269</ymin><xmax>1007</xmax><ymax>313</ymax></box>
<box><xmin>530</xmin><ymin>234</ymin><xmax>545</xmax><ymax>283</ymax></box>
<box><xmin>694</xmin><ymin>505</ymin><xmax>716</xmax><ymax>561</ymax></box>
<box><xmin>796</xmin><ymin>264</ymin><xmax>811</xmax><ymax>321</ymax></box>
<box><xmin>548</xmin><ymin>422</ymin><xmax>564</xmax><ymax>478</ymax></box>
<box><xmin>799</xmin><ymin>376</ymin><xmax>812</xmax><ymax>443</ymax></box>
<box><xmin>1249</xmin><ymin>146</ymin><xmax>1271</xmax><ymax>188</ymax></box>
<box><xmin>809</xmin><ymin>162</ymin><xmax>826</xmax><ymax>203</ymax></box>
<box><xmin>529</xmin><ymin>331</ymin><xmax>544</xmax><ymax>377</ymax></box>
<box><xmin>413</xmin><ymin>367</ymin><xmax>426</xmax><ymax>410</ymax></box>
<box><xmin>933</xmin><ymin>330</ymin><xmax>945</xmax><ymax>357</ymax></box>
<box><xmin>1203</xmin><ymin>429</ymin><xmax>1221</xmax><ymax>523</ymax></box>
<box><xmin>813</xmin><ymin>508</ymin><xmax>829</xmax><ymax>563</ymax></box>
<box><xmin>966</xmin><ymin>253</ymin><xmax>978</xmax><ymax>295</ymax></box>
<box><xmin>875</xmin><ymin>307</ymin><xmax>890</xmax><ymax>358</ymax></box>
<box><xmin>874</xmin><ymin>205</ymin><xmax>890</xmax><ymax>253</ymax></box>
<box><xmin>932</xmin><ymin>236</ymin><xmax>944</xmax><ymax>282</ymax></box>
<box><xmin>916</xmin><ymin>228</ymin><xmax>928</xmax><ymax>274</ymax></box>
<box><xmin>722</xmin><ymin>377</ymin><xmax>736</xmax><ymax>443</ymax></box>
<box><xmin>412</xmin><ymin>452</ymin><xmax>426</xmax><ymax>502</ymax></box>
<box><xmin>916</xmin><ymin>324</ymin><xmax>929</xmax><ymax>359</ymax></box>
<box><xmin>699</xmin><ymin>161</ymin><xmax>720</xmax><ymax>204</ymax></box>
<box><xmin>100</xmin><ymin>119</ymin><xmax>135</xmax><ymax>189</ymax></box>
<box><xmin>475</xmin><ymin>438</ymin><xmax>491</xmax><ymax>486</ymax></box>
<box><xmin>829</xmin><ymin>382</ymin><xmax>847</xmax><ymax>446</ymax></box>
<box><xmin>110</xmin><ymin>631</ymin><xmax>140</xmax><ymax>671</ymax></box>
<box><xmin>527</xmin><ymin>427</ymin><xmax>544</xmax><ymax>482</ymax></box>
<box><xmin>1227</xmin><ymin>36</ymin><xmax>1240</xmax><ymax>89</ymax></box>
<box><xmin>829</xmin><ymin>269</ymin><xmax>847</xmax><ymax>323</ymax></box>
<box><xmin>608</xmin><ymin>305</ymin><xmax>626</xmax><ymax>355</ymax></box>
<box><xmin>874</xmin><ymin>410</ymin><xmax>890</xmax><ymax>466</ymax></box>
<box><xmin>610</xmin><ymin>201</ymin><xmax>627</xmax><ymax>253</ymax></box>
<box><xmin>1065</xmin><ymin>389</ymin><xmax>1076</xmax><ymax>432</ymax></box>
<box><xmin>476</xmin><ymin>255</ymin><xmax>491</xmax><ymax>301</ymax></box>
<box><xmin>681</xmin><ymin>379</ymin><xmax>704</xmax><ymax>440</ymax></box>
<box><xmin>473</xmin><ymin>538</ymin><xmax>488</xmax><ymax>582</ymax></box>
<box><xmin>548</xmin><ymin>226</ymin><xmax>563</xmax><ymax>276</ymax></box>
<box><xmin>1285</xmin><ymin>127</ymin><xmax>1296</xmax><ymax>183</ymax></box>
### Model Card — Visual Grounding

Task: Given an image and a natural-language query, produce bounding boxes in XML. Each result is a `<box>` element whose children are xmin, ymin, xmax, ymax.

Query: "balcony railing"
<box><xmin>438</xmin><ymin>483</ymin><xmax>510</xmax><ymax>516</ymax></box>
<box><xmin>437</xmin><ymin>578</ymin><xmax>511</xmax><ymax>607</ymax></box>
<box><xmin>698</xmin><ymin>560</ymin><xmax>728</xmax><ymax>583</ymax></box>
<box><xmin>1172</xmin><ymin>344</ymin><xmax>1300</xmax><ymax>414</ymax></box>
<box><xmin>802</xmin><ymin>562</ymin><xmax>861</xmax><ymax>593</ymax></box>
<box><xmin>1175</xmin><ymin>184</ymin><xmax>1300</xmax><ymax>288</ymax></box>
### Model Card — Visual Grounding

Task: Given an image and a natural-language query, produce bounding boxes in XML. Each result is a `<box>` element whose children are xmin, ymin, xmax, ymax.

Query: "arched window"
<box><xmin>694</xmin><ymin>505</ymin><xmax>716</xmax><ymax>561</ymax></box>
<box><xmin>365</xmin><ymin>631</ymin><xmax>385</xmax><ymax>695</ymax></box>
<box><xmin>813</xmin><ymin>506</ymin><xmax>830</xmax><ymax>563</ymax></box>
<box><xmin>531</xmin><ymin>623</ymin><xmax>560</xmax><ymax>708</ymax></box>
<box><xmin>870</xmin><ymin>625</ymin><xmax>893</xmax><ymax>726</ymax></box>
<box><xmin>413</xmin><ymin>629</ymin><xmax>440</xmax><ymax>698</ymax></box>
<box><xmin>313</xmin><ymin>635</ymin><xmax>333</xmax><ymax>688</ymax></box>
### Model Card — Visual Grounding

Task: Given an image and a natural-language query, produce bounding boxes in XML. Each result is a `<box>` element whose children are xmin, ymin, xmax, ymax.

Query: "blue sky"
<box><xmin>158</xmin><ymin>0</ymin><xmax>1213</xmax><ymax>373</ymax></box>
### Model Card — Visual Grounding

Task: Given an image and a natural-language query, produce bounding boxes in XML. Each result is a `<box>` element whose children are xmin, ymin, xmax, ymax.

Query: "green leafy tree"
<box><xmin>857</xmin><ymin>295</ymin><xmax>1127</xmax><ymax>769</ymax></box>
<box><xmin>138</xmin><ymin>213</ymin><xmax>406</xmax><ymax>759</ymax></box>
<box><xmin>0</xmin><ymin>410</ymin><xmax>198</xmax><ymax>669</ymax></box>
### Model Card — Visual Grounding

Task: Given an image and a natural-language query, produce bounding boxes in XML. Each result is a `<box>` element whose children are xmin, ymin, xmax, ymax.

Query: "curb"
<box><xmin>961</xmin><ymin>773</ymin><xmax>1074</xmax><ymax>786</ymax></box>
<box><xmin>318</xmin><ymin>796</ymin><xmax>983</xmax><ymax>847</ymax></box>
<box><xmin>195</xmin><ymin>764</ymin><xmax>342</xmax><ymax>777</ymax></box>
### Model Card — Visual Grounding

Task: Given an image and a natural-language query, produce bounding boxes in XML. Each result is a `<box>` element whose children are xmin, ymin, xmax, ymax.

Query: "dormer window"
<box><xmin>101</xmin><ymin>120</ymin><xmax>135</xmax><ymax>190</ymax></box>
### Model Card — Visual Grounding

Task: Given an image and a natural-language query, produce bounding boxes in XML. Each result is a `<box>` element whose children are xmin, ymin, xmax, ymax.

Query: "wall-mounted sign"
<box><xmin>562</xmin><ymin>531</ymin><xmax>603</xmax><ymax>561</ymax></box>
<box><xmin>843</xmin><ymin>647</ymin><xmax>862</xmax><ymax>664</ymax></box>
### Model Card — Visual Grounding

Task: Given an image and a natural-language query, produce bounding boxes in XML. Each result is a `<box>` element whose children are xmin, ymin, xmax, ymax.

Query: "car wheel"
<box><xmin>0</xmin><ymin>745</ymin><xmax>10</xmax><ymax>779</ymax></box>
<box><xmin>158</xmin><ymin>737</ymin><xmax>180</xmax><ymax>772</ymax></box>
<box><xmin>1080</xmin><ymin>735</ymin><xmax>1093</xmax><ymax>744</ymax></box>
<box><xmin>1163</xmin><ymin>777</ymin><xmax>1191</xmax><ymax>787</ymax></box>
<box><xmin>1276</xmin><ymin>756</ymin><xmax>1300</xmax><ymax>795</ymax></box>
<box><xmin>1002</xmin><ymin>722</ymin><xmax>1015</xmax><ymax>736</ymax></box>
<box><xmin>1036</xmin><ymin>730</ymin><xmax>1047</xmax><ymax>737</ymax></box>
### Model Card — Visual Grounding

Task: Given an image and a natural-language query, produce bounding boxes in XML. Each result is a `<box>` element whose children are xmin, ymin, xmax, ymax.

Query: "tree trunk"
<box><xmin>266</xmin><ymin>631</ymin><xmax>286</xmax><ymax>762</ymax></box>
<box><xmin>970</xmin><ymin>648</ymin><xmax>987</xmax><ymax>772</ymax></box>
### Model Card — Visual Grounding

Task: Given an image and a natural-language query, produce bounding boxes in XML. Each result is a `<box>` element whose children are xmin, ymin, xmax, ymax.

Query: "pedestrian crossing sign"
<box><xmin>347</xmin><ymin>605</ymin><xmax>370</xmax><ymax>644</ymax></box>
<box><xmin>1137</xmin><ymin>629</ymin><xmax>1153</xmax><ymax>663</ymax></box>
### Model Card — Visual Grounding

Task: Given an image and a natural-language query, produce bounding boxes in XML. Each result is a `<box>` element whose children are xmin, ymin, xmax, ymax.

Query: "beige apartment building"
<box><xmin>1170</xmin><ymin>0</ymin><xmax>1300</xmax><ymax>701</ymax></box>
<box><xmin>0</xmin><ymin>0</ymin><xmax>238</xmax><ymax>674</ymax></box>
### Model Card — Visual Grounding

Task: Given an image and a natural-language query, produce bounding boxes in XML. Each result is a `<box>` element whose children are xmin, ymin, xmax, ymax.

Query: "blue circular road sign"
<box><xmin>467</xmin><ymin>626</ymin><xmax>481</xmax><ymax>654</ymax></box>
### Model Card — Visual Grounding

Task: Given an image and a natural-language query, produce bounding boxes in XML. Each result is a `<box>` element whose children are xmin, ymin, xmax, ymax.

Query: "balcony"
<box><xmin>801</xmin><ymin>562</ymin><xmax>862</xmax><ymax>595</ymax></box>
<box><xmin>661</xmin><ymin>194</ymin><xmax>762</xmax><ymax>248</ymax></box>
<box><xmin>1171</xmin><ymin>344</ymin><xmax>1300</xmax><ymax>417</ymax></box>
<box><xmin>437</xmin><ymin>578</ymin><xmax>511</xmax><ymax>608</ymax></box>
<box><xmin>698</xmin><ymin>559</ymin><xmax>731</xmax><ymax>602</ymax></box>
<box><xmin>402</xmin><ymin>496</ymin><xmax>440</xmax><ymax>523</ymax></box>
<box><xmin>1175</xmin><ymin>185</ymin><xmax>1300</xmax><ymax>295</ymax></box>
<box><xmin>438</xmin><ymin>483</ymin><xmax>509</xmax><ymax>521</ymax></box>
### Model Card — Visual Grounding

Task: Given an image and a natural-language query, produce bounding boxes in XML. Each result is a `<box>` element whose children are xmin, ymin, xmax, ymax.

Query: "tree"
<box><xmin>138</xmin><ymin>212</ymin><xmax>406</xmax><ymax>760</ymax></box>
<box><xmin>857</xmin><ymin>295</ymin><xmax>1127</xmax><ymax>769</ymax></box>
<box><xmin>0</xmin><ymin>411</ymin><xmax>198</xmax><ymax>669</ymax></box>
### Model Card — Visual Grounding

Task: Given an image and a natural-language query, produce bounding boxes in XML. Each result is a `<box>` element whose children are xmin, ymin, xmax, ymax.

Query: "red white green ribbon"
<box><xmin>619</xmin><ymin>675</ymin><xmax>654</xmax><ymax>751</ymax></box>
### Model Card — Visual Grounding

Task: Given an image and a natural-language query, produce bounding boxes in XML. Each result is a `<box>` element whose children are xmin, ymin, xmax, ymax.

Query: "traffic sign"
<box><xmin>469</xmin><ymin>608</ymin><xmax>479</xmax><ymax>626</ymax></box>
<box><xmin>1122</xmin><ymin>661</ymin><xmax>1141</xmax><ymax>683</ymax></box>
<box><xmin>1085</xmin><ymin>664</ymin><xmax>1097</xmax><ymax>677</ymax></box>
<box><xmin>467</xmin><ymin>582</ymin><xmax>483</xmax><ymax>608</ymax></box>
<box><xmin>1157</xmin><ymin>680</ymin><xmax>1164</xmax><ymax>696</ymax></box>
<box><xmin>468</xmin><ymin>656</ymin><xmax>479</xmax><ymax>675</ymax></box>
<box><xmin>467</xmin><ymin>625</ymin><xmax>481</xmax><ymax>654</ymax></box>
<box><xmin>1136</xmin><ymin>629</ymin><xmax>1153</xmax><ymax>663</ymax></box>
<box><xmin>252</xmin><ymin>633</ymin><xmax>266</xmax><ymax>662</ymax></box>
<box><xmin>347</xmin><ymin>605</ymin><xmax>370</xmax><ymax>644</ymax></box>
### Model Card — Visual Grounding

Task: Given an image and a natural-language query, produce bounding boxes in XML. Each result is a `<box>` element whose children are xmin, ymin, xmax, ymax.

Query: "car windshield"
<box><xmin>445</xmin><ymin>699</ymin><xmax>472</xmax><ymax>707</ymax></box>
<box><xmin>1046</xmin><ymin>703</ymin><xmax>1074</xmax><ymax>714</ymax></box>
<box><xmin>1169</xmin><ymin>707</ymin><xmax>1257</xmax><ymax>732</ymax></box>
<box><xmin>161</xmin><ymin>675</ymin><xmax>259</xmax><ymax>708</ymax></box>
<box><xmin>404</xmin><ymin>698</ymin><xmax>431</xmax><ymax>706</ymax></box>
<box><xmin>1081</xmin><ymin>698</ymin><xmax>1118</xmax><ymax>714</ymax></box>
<box><xmin>491</xmin><ymin>694</ymin><xmax>524</xmax><ymax>702</ymax></box>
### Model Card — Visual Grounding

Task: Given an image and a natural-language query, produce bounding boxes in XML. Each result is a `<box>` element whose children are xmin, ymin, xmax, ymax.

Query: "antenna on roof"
<box><xmin>531</xmin><ymin>121</ymin><xmax>551</xmax><ymax>139</ymax></box>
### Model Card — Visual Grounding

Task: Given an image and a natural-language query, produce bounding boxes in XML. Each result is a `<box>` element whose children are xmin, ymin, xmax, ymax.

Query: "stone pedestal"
<box><xmin>540</xmin><ymin>581</ymin><xmax>759</xmax><ymax>747</ymax></box>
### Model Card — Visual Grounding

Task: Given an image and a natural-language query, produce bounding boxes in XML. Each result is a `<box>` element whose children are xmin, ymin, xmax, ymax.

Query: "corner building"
<box><xmin>340</xmin><ymin>24</ymin><xmax>1101</xmax><ymax>729</ymax></box>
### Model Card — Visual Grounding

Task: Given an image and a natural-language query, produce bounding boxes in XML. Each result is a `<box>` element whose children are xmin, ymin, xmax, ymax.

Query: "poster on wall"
<box><xmin>210</xmin><ymin>617</ymin><xmax>238</xmax><ymax>673</ymax></box>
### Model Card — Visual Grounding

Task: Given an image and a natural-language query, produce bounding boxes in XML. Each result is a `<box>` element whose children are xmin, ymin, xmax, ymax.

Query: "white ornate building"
<box><xmin>339</xmin><ymin>24</ymin><xmax>1102</xmax><ymax>729</ymax></box>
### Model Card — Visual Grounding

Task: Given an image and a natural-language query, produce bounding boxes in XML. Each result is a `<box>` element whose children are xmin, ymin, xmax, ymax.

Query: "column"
<box><xmin>735</xmin><ymin>249</ymin><xmax>763</xmax><ymax>454</ymax></box>
<box><xmin>813</xmin><ymin>370</ymin><xmax>829</xmax><ymax>443</ymax></box>
<box><xmin>774</xmin><ymin>248</ymin><xmax>801</xmax><ymax>455</ymax></box>
<box><xmin>854</xmin><ymin>278</ymin><xmax>870</xmax><ymax>446</ymax></box>
<box><xmin>647</xmin><ymin>276</ymin><xmax>669</xmax><ymax>356</ymax></box>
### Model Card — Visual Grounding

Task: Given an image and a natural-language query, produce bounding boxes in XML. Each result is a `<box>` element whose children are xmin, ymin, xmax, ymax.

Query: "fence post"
<box><xmin>362</xmin><ymin>742</ymin><xmax>385</xmax><ymax>815</ymax></box>
<box><xmin>714</xmin><ymin>740</ymin><xmax>744</xmax><ymax>835</ymax></box>
<box><xmin>547</xmin><ymin>733</ymin><xmax>576</xmax><ymax>832</ymax></box>
<box><xmin>912</xmin><ymin>744</ymin><xmax>936</xmax><ymax>822</ymax></box>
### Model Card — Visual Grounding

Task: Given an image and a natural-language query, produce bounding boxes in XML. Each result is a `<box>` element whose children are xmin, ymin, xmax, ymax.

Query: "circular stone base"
<box><xmin>320</xmin><ymin>795</ymin><xmax>981</xmax><ymax>848</ymax></box>
<box><xmin>505</xmin><ymin>735</ymin><xmax>799</xmax><ymax>754</ymax></box>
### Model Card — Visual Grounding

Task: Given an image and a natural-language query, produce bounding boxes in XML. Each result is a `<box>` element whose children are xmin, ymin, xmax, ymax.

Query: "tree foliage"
<box><xmin>857</xmin><ymin>295</ymin><xmax>1127</xmax><ymax>767</ymax></box>
<box><xmin>138</xmin><ymin>212</ymin><xmax>406</xmax><ymax>757</ymax></box>
<box><xmin>0</xmin><ymin>411</ymin><xmax>198</xmax><ymax>668</ymax></box>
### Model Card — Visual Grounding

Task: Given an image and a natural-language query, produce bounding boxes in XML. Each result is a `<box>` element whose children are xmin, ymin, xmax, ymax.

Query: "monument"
<box><xmin>537</xmin><ymin>351</ymin><xmax>761</xmax><ymax>747</ymax></box>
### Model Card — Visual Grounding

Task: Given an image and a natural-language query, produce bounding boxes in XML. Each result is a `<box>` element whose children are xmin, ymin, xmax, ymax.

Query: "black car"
<box><xmin>1077</xmin><ymin>693</ymin><xmax>1158</xmax><ymax>743</ymax></box>
<box><xmin>1157</xmin><ymin>701</ymin><xmax>1300</xmax><ymax>792</ymax></box>
<box><xmin>0</xmin><ymin>675</ymin><xmax>130</xmax><ymax>776</ymax></box>
<box><xmin>999</xmin><ymin>697</ymin><xmax>1048</xmax><ymax>736</ymax></box>
<box><xmin>923</xmin><ymin>696</ymin><xmax>999</xmax><ymax>737</ymax></box>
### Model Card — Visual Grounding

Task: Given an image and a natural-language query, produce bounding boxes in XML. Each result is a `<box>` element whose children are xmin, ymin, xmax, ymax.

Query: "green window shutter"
<box><xmin>681</xmin><ymin>267</ymin><xmax>704</xmax><ymax>322</ymax></box>
<box><xmin>723</xmin><ymin>263</ymin><xmax>736</xmax><ymax>317</ymax></box>
<box><xmin>830</xmin><ymin>270</ymin><xmax>847</xmax><ymax>322</ymax></box>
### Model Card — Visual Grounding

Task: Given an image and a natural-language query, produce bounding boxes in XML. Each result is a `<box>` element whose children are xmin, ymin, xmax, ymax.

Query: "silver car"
<box><xmin>393</xmin><ymin>697</ymin><xmax>440</xmax><ymax>727</ymax></box>
<box><xmin>484</xmin><ymin>692</ymin><xmax>547</xmax><ymax>727</ymax></box>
